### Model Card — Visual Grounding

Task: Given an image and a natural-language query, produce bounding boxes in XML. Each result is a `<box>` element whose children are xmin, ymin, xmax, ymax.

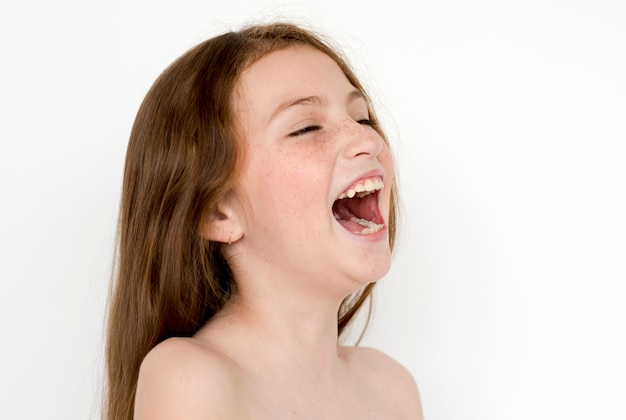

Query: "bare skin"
<box><xmin>135</xmin><ymin>336</ymin><xmax>422</xmax><ymax>419</ymax></box>
<box><xmin>134</xmin><ymin>45</ymin><xmax>424</xmax><ymax>419</ymax></box>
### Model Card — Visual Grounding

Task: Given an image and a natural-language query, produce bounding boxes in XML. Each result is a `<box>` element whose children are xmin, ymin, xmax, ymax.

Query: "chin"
<box><xmin>343</xmin><ymin>254</ymin><xmax>392</xmax><ymax>290</ymax></box>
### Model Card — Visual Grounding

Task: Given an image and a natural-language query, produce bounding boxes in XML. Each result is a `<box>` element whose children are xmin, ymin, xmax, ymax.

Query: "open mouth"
<box><xmin>332</xmin><ymin>176</ymin><xmax>385</xmax><ymax>235</ymax></box>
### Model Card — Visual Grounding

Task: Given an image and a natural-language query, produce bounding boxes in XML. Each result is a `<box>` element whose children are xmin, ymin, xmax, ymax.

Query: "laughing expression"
<box><xmin>230</xmin><ymin>44</ymin><xmax>395</xmax><ymax>294</ymax></box>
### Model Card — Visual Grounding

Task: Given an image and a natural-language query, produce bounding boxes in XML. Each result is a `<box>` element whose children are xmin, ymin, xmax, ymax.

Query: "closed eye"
<box><xmin>289</xmin><ymin>125</ymin><xmax>322</xmax><ymax>137</ymax></box>
<box><xmin>357</xmin><ymin>118</ymin><xmax>377</xmax><ymax>127</ymax></box>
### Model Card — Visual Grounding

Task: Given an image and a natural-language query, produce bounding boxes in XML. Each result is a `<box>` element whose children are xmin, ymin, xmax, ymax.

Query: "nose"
<box><xmin>341</xmin><ymin>118</ymin><xmax>384</xmax><ymax>159</ymax></box>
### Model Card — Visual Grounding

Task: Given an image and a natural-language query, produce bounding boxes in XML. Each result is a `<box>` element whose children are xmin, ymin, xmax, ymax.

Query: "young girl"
<box><xmin>106</xmin><ymin>22</ymin><xmax>423</xmax><ymax>419</ymax></box>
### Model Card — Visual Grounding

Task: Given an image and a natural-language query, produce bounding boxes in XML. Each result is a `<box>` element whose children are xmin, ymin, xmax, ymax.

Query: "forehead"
<box><xmin>233</xmin><ymin>45</ymin><xmax>358</xmax><ymax>120</ymax></box>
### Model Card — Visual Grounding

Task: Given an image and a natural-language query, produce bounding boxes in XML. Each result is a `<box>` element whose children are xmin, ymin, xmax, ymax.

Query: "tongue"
<box><xmin>332</xmin><ymin>195</ymin><xmax>381</xmax><ymax>233</ymax></box>
<box><xmin>336</xmin><ymin>216</ymin><xmax>372</xmax><ymax>233</ymax></box>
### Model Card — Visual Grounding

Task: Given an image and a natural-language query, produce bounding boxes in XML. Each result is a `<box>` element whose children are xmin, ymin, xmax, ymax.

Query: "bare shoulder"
<box><xmin>341</xmin><ymin>346</ymin><xmax>425</xmax><ymax>419</ymax></box>
<box><xmin>134</xmin><ymin>337</ymin><xmax>243</xmax><ymax>419</ymax></box>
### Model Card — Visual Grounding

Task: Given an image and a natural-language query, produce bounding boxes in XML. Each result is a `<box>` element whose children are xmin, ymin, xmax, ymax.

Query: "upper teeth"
<box><xmin>338</xmin><ymin>176</ymin><xmax>383</xmax><ymax>199</ymax></box>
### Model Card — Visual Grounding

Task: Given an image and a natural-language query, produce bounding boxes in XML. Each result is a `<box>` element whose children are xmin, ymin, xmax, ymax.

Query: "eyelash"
<box><xmin>289</xmin><ymin>125</ymin><xmax>322</xmax><ymax>137</ymax></box>
<box><xmin>289</xmin><ymin>119</ymin><xmax>377</xmax><ymax>137</ymax></box>
<box><xmin>357</xmin><ymin>118</ymin><xmax>377</xmax><ymax>127</ymax></box>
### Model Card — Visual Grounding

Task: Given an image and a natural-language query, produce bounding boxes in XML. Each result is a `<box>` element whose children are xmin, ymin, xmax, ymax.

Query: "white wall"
<box><xmin>1</xmin><ymin>1</ymin><xmax>625</xmax><ymax>419</ymax></box>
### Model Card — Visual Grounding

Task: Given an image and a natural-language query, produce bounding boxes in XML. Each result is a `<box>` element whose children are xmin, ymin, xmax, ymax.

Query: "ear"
<box><xmin>198</xmin><ymin>205</ymin><xmax>243</xmax><ymax>244</ymax></box>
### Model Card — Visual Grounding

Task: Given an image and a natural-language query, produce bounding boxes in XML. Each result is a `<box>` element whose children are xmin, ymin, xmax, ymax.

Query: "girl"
<box><xmin>106</xmin><ymin>22</ymin><xmax>423</xmax><ymax>419</ymax></box>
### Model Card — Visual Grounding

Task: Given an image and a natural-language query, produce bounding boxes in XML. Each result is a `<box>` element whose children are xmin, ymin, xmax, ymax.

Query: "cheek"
<box><xmin>380</xmin><ymin>144</ymin><xmax>395</xmax><ymax>180</ymax></box>
<box><xmin>379</xmin><ymin>145</ymin><xmax>396</xmax><ymax>210</ymax></box>
<box><xmin>245</xmin><ymin>149</ymin><xmax>324</xmax><ymax>215</ymax></box>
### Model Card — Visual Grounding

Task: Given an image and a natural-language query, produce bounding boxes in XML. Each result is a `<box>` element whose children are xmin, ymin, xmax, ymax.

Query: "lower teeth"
<box><xmin>352</xmin><ymin>217</ymin><xmax>383</xmax><ymax>234</ymax></box>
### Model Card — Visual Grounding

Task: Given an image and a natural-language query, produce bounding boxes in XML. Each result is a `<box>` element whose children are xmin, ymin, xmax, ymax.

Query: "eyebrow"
<box><xmin>268</xmin><ymin>89</ymin><xmax>367</xmax><ymax>122</ymax></box>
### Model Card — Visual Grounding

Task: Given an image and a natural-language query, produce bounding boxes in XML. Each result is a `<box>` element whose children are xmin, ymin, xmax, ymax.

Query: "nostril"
<box><xmin>339</xmin><ymin>117</ymin><xmax>384</xmax><ymax>158</ymax></box>
<box><xmin>352</xmin><ymin>133</ymin><xmax>383</xmax><ymax>158</ymax></box>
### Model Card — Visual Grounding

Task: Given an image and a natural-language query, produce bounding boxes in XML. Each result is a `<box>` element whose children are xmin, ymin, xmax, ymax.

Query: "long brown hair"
<box><xmin>105</xmin><ymin>22</ymin><xmax>398</xmax><ymax>420</ymax></box>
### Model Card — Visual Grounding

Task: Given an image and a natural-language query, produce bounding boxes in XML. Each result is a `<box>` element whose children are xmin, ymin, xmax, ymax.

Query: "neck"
<box><xmin>197</xmin><ymin>275</ymin><xmax>353</xmax><ymax>386</ymax></box>
<box><xmin>196</xmin><ymin>246</ymin><xmax>371</xmax><ymax>388</ymax></box>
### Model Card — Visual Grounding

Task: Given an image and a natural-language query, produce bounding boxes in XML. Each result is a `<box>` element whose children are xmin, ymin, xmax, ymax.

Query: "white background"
<box><xmin>1</xmin><ymin>0</ymin><xmax>625</xmax><ymax>419</ymax></box>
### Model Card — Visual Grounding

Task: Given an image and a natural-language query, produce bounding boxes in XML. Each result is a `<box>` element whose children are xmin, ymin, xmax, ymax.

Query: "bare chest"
<box><xmin>234</xmin><ymin>377</ymin><xmax>402</xmax><ymax>420</ymax></box>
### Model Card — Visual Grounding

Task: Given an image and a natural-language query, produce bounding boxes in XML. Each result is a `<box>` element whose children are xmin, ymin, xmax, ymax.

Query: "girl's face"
<box><xmin>230</xmin><ymin>45</ymin><xmax>394</xmax><ymax>293</ymax></box>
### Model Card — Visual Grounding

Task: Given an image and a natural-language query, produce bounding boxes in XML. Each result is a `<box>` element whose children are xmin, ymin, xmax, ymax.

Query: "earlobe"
<box><xmin>198</xmin><ymin>206</ymin><xmax>243</xmax><ymax>244</ymax></box>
